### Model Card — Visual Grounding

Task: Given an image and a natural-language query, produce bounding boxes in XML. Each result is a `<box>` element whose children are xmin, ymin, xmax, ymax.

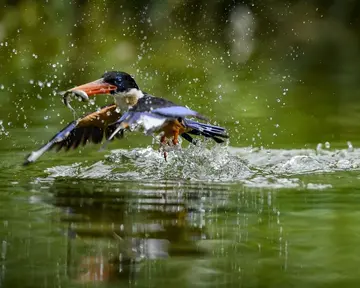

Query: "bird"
<box><xmin>24</xmin><ymin>71</ymin><xmax>228</xmax><ymax>165</ymax></box>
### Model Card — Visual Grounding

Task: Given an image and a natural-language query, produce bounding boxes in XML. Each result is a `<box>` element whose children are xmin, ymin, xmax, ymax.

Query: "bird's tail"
<box><xmin>23</xmin><ymin>121</ymin><xmax>78</xmax><ymax>165</ymax></box>
<box><xmin>182</xmin><ymin>119</ymin><xmax>229</xmax><ymax>144</ymax></box>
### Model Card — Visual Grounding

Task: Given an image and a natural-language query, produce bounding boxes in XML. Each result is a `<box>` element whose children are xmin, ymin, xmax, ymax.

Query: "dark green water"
<box><xmin>2</xmin><ymin>1</ymin><xmax>360</xmax><ymax>287</ymax></box>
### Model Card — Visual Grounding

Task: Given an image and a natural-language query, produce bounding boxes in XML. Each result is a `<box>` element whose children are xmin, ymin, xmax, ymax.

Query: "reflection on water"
<box><xmin>3</xmin><ymin>172</ymin><xmax>360</xmax><ymax>287</ymax></box>
<box><xmin>47</xmin><ymin>179</ymin><xmax>213</xmax><ymax>285</ymax></box>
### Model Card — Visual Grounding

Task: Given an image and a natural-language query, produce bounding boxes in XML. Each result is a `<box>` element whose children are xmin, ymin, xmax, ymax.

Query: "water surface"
<box><xmin>2</xmin><ymin>144</ymin><xmax>360</xmax><ymax>287</ymax></box>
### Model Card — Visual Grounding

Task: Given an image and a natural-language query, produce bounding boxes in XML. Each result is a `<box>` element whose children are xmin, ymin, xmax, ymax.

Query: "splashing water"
<box><xmin>45</xmin><ymin>144</ymin><xmax>251</xmax><ymax>182</ymax></box>
<box><xmin>41</xmin><ymin>142</ymin><xmax>360</xmax><ymax>189</ymax></box>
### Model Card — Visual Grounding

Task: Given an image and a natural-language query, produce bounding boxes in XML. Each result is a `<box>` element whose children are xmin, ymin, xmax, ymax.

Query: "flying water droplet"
<box><xmin>316</xmin><ymin>143</ymin><xmax>322</xmax><ymax>152</ymax></box>
<box><xmin>0</xmin><ymin>120</ymin><xmax>9</xmax><ymax>137</ymax></box>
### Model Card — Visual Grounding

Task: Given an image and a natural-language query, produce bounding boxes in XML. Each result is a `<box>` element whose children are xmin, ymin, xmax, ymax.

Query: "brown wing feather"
<box><xmin>51</xmin><ymin>104</ymin><xmax>122</xmax><ymax>151</ymax></box>
<box><xmin>24</xmin><ymin>104</ymin><xmax>122</xmax><ymax>165</ymax></box>
<box><xmin>77</xmin><ymin>104</ymin><xmax>119</xmax><ymax>127</ymax></box>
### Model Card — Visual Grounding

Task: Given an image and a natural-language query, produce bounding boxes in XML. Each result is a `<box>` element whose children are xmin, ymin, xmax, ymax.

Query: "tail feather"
<box><xmin>182</xmin><ymin>119</ymin><xmax>229</xmax><ymax>144</ymax></box>
<box><xmin>180</xmin><ymin>133</ymin><xmax>197</xmax><ymax>145</ymax></box>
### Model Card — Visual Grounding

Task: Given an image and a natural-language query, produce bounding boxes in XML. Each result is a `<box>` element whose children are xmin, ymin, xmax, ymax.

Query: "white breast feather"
<box><xmin>139</xmin><ymin>114</ymin><xmax>166</xmax><ymax>134</ymax></box>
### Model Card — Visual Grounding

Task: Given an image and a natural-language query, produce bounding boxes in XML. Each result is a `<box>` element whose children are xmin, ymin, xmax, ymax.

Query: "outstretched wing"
<box><xmin>24</xmin><ymin>104</ymin><xmax>122</xmax><ymax>165</ymax></box>
<box><xmin>52</xmin><ymin>104</ymin><xmax>122</xmax><ymax>151</ymax></box>
<box><xmin>131</xmin><ymin>94</ymin><xmax>208</xmax><ymax>120</ymax></box>
<box><xmin>151</xmin><ymin>106</ymin><xmax>208</xmax><ymax>121</ymax></box>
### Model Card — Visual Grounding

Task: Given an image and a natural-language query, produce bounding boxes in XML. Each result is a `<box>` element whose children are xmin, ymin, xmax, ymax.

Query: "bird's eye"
<box><xmin>115</xmin><ymin>76</ymin><xmax>122</xmax><ymax>84</ymax></box>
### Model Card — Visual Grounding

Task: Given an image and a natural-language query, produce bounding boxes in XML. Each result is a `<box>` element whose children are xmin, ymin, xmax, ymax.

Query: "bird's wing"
<box><xmin>131</xmin><ymin>94</ymin><xmax>177</xmax><ymax>112</ymax></box>
<box><xmin>24</xmin><ymin>104</ymin><xmax>121</xmax><ymax>165</ymax></box>
<box><xmin>131</xmin><ymin>95</ymin><xmax>208</xmax><ymax>120</ymax></box>
<box><xmin>151</xmin><ymin>106</ymin><xmax>208</xmax><ymax>121</ymax></box>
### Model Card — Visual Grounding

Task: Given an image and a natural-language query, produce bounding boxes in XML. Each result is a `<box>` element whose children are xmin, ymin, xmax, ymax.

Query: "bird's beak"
<box><xmin>68</xmin><ymin>78</ymin><xmax>117</xmax><ymax>97</ymax></box>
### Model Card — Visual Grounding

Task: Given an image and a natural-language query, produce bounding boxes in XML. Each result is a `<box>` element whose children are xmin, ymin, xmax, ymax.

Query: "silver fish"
<box><xmin>60</xmin><ymin>89</ymin><xmax>89</xmax><ymax>117</ymax></box>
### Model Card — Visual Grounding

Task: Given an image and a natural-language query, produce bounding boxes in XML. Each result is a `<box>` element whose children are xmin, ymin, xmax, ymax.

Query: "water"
<box><xmin>2</xmin><ymin>143</ymin><xmax>360</xmax><ymax>287</ymax></box>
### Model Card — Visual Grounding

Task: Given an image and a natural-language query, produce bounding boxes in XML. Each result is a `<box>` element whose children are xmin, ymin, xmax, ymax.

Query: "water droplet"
<box><xmin>316</xmin><ymin>143</ymin><xmax>322</xmax><ymax>152</ymax></box>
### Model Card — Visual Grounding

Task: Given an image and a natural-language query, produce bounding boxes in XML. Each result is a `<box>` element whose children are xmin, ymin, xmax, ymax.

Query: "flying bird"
<box><xmin>24</xmin><ymin>71</ymin><xmax>228</xmax><ymax>164</ymax></box>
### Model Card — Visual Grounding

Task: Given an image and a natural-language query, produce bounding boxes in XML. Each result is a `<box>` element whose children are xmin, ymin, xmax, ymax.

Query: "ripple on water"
<box><xmin>43</xmin><ymin>145</ymin><xmax>360</xmax><ymax>188</ymax></box>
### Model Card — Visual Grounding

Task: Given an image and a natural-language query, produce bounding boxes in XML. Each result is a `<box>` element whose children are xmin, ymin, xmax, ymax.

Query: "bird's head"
<box><xmin>65</xmin><ymin>71</ymin><xmax>143</xmax><ymax>110</ymax></box>
<box><xmin>67</xmin><ymin>71</ymin><xmax>141</xmax><ymax>96</ymax></box>
<box><xmin>101</xmin><ymin>71</ymin><xmax>139</xmax><ymax>93</ymax></box>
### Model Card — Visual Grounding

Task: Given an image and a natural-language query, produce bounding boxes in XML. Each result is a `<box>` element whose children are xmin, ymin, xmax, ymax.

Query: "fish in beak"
<box><xmin>61</xmin><ymin>78</ymin><xmax>117</xmax><ymax>113</ymax></box>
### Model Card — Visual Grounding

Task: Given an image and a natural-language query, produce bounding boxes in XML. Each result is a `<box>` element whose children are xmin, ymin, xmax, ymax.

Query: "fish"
<box><xmin>60</xmin><ymin>89</ymin><xmax>89</xmax><ymax>118</ymax></box>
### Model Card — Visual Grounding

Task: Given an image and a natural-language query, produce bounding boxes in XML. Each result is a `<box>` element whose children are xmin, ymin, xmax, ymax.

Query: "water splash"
<box><xmin>41</xmin><ymin>142</ymin><xmax>360</xmax><ymax>189</ymax></box>
<box><xmin>233</xmin><ymin>146</ymin><xmax>360</xmax><ymax>174</ymax></box>
<box><xmin>46</xmin><ymin>144</ymin><xmax>252</xmax><ymax>182</ymax></box>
